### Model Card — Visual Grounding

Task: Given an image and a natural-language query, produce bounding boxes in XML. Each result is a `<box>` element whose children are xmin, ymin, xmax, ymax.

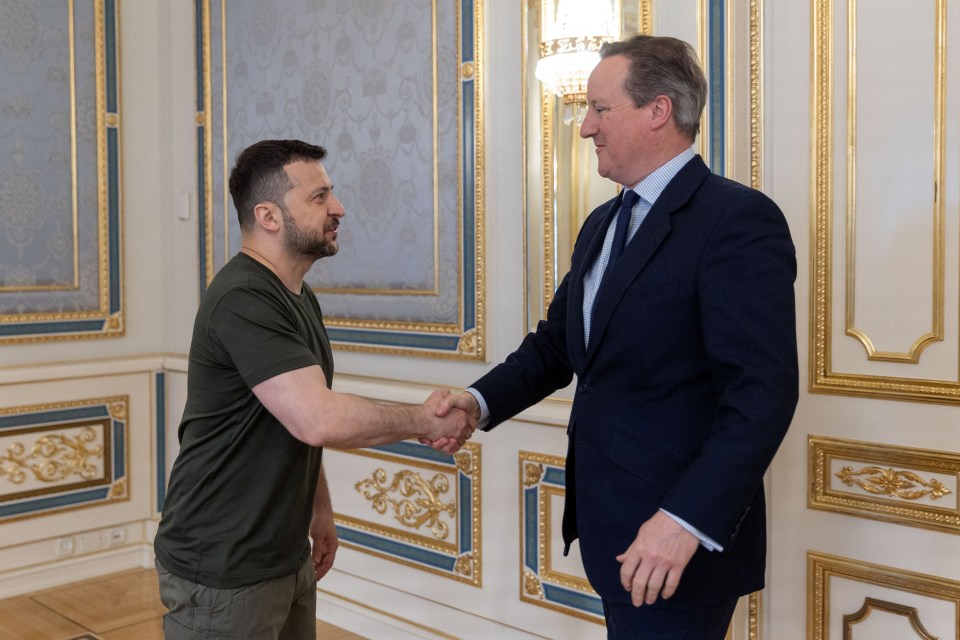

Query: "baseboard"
<box><xmin>0</xmin><ymin>543</ymin><xmax>154</xmax><ymax>599</ymax></box>
<box><xmin>316</xmin><ymin>569</ymin><xmax>550</xmax><ymax>640</ymax></box>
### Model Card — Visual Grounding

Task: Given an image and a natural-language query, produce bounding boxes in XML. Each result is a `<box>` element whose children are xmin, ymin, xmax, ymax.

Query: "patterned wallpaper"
<box><xmin>0</xmin><ymin>0</ymin><xmax>122</xmax><ymax>342</ymax></box>
<box><xmin>198</xmin><ymin>0</ymin><xmax>483</xmax><ymax>357</ymax></box>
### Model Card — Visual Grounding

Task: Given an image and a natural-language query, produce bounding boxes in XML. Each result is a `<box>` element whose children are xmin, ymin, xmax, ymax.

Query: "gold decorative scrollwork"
<box><xmin>836</xmin><ymin>465</ymin><xmax>952</xmax><ymax>501</ymax></box>
<box><xmin>355</xmin><ymin>468</ymin><xmax>456</xmax><ymax>539</ymax></box>
<box><xmin>523</xmin><ymin>462</ymin><xmax>544</xmax><ymax>487</ymax></box>
<box><xmin>454</xmin><ymin>451</ymin><xmax>473</xmax><ymax>474</ymax></box>
<box><xmin>454</xmin><ymin>553</ymin><xmax>474</xmax><ymax>577</ymax></box>
<box><xmin>458</xmin><ymin>329</ymin><xmax>478</xmax><ymax>355</ymax></box>
<box><xmin>523</xmin><ymin>568</ymin><xmax>545</xmax><ymax>599</ymax></box>
<box><xmin>108</xmin><ymin>401</ymin><xmax>127</xmax><ymax>420</ymax></box>
<box><xmin>0</xmin><ymin>427</ymin><xmax>102</xmax><ymax>485</ymax></box>
<box><xmin>109</xmin><ymin>478</ymin><xmax>127</xmax><ymax>499</ymax></box>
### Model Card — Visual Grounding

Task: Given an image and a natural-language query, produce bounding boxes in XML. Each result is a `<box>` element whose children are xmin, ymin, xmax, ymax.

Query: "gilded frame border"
<box><xmin>808</xmin><ymin>435</ymin><xmax>960</xmax><ymax>534</ymax></box>
<box><xmin>194</xmin><ymin>0</ymin><xmax>485</xmax><ymax>360</ymax></box>
<box><xmin>519</xmin><ymin>451</ymin><xmax>603</xmax><ymax>623</ymax></box>
<box><xmin>808</xmin><ymin>551</ymin><xmax>960</xmax><ymax>640</ymax></box>
<box><xmin>334</xmin><ymin>441</ymin><xmax>482</xmax><ymax>587</ymax></box>
<box><xmin>0</xmin><ymin>396</ymin><xmax>130</xmax><ymax>523</ymax></box>
<box><xmin>0</xmin><ymin>0</ymin><xmax>124</xmax><ymax>344</ymax></box>
<box><xmin>809</xmin><ymin>0</ymin><xmax>960</xmax><ymax>404</ymax></box>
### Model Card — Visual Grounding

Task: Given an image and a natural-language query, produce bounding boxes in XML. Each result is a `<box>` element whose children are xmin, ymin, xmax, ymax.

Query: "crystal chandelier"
<box><xmin>535</xmin><ymin>0</ymin><xmax>616</xmax><ymax>125</ymax></box>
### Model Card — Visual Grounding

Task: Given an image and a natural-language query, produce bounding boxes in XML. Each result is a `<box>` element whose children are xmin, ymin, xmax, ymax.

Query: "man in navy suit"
<box><xmin>435</xmin><ymin>34</ymin><xmax>798</xmax><ymax>638</ymax></box>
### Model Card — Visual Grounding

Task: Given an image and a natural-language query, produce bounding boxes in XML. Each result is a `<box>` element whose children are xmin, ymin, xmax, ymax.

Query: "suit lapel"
<box><xmin>568</xmin><ymin>196</ymin><xmax>621</xmax><ymax>360</ymax></box>
<box><xmin>584</xmin><ymin>156</ymin><xmax>711</xmax><ymax>363</ymax></box>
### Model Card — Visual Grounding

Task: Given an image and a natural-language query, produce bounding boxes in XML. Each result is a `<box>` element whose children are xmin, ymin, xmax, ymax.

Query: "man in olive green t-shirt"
<box><xmin>154</xmin><ymin>140</ymin><xmax>475</xmax><ymax>640</ymax></box>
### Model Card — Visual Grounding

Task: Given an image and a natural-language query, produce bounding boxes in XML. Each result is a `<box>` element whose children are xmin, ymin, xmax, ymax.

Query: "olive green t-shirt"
<box><xmin>155</xmin><ymin>253</ymin><xmax>334</xmax><ymax>588</ymax></box>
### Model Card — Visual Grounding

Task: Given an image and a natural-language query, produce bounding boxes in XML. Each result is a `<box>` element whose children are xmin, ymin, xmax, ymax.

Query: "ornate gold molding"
<box><xmin>749</xmin><ymin>0</ymin><xmax>762</xmax><ymax>190</ymax></box>
<box><xmin>523</xmin><ymin>567</ymin><xmax>545</xmax><ymax>599</ymax></box>
<box><xmin>523</xmin><ymin>460</ymin><xmax>544</xmax><ymax>487</ymax></box>
<box><xmin>748</xmin><ymin>591</ymin><xmax>761</xmax><ymax>640</ymax></box>
<box><xmin>355</xmin><ymin>468</ymin><xmax>456</xmax><ymax>540</ymax></box>
<box><xmin>843</xmin><ymin>597</ymin><xmax>938</xmax><ymax>640</ymax></box>
<box><xmin>1</xmin><ymin>426</ymin><xmax>102</xmax><ymax>486</ymax></box>
<box><xmin>519</xmin><ymin>451</ymin><xmax>603</xmax><ymax>623</ymax></box>
<box><xmin>454</xmin><ymin>552</ymin><xmax>475</xmax><ymax>578</ymax></box>
<box><xmin>0</xmin><ymin>396</ymin><xmax>129</xmax><ymax>522</ymax></box>
<box><xmin>333</xmin><ymin>442</ymin><xmax>481</xmax><ymax>586</ymax></box>
<box><xmin>809</xmin><ymin>435</ymin><xmax>960</xmax><ymax>533</ymax></box>
<box><xmin>0</xmin><ymin>0</ymin><xmax>124</xmax><ymax>343</ymax></box>
<box><xmin>197</xmin><ymin>0</ymin><xmax>485</xmax><ymax>359</ymax></box>
<box><xmin>810</xmin><ymin>0</ymin><xmax>959</xmax><ymax>402</ymax></box>
<box><xmin>809</xmin><ymin>552</ymin><xmax>960</xmax><ymax>640</ymax></box>
<box><xmin>835</xmin><ymin>466</ymin><xmax>951</xmax><ymax>501</ymax></box>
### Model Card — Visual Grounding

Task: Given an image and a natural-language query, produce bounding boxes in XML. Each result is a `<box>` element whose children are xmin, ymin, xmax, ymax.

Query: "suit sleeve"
<box><xmin>471</xmin><ymin>271</ymin><xmax>575</xmax><ymax>429</ymax></box>
<box><xmin>659</xmin><ymin>187</ymin><xmax>799</xmax><ymax>546</ymax></box>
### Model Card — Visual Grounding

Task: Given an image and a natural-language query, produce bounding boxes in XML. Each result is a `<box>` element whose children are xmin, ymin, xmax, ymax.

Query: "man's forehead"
<box><xmin>588</xmin><ymin>56</ymin><xmax>628</xmax><ymax>97</ymax></box>
<box><xmin>285</xmin><ymin>159</ymin><xmax>331</xmax><ymax>186</ymax></box>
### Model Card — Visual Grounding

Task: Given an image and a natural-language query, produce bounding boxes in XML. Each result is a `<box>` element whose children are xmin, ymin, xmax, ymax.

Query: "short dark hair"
<box><xmin>228</xmin><ymin>139</ymin><xmax>328</xmax><ymax>229</ymax></box>
<box><xmin>600</xmin><ymin>34</ymin><xmax>707</xmax><ymax>141</ymax></box>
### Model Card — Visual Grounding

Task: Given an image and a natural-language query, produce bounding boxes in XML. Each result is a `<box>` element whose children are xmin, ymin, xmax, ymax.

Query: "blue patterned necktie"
<box><xmin>606</xmin><ymin>188</ymin><xmax>640</xmax><ymax>273</ymax></box>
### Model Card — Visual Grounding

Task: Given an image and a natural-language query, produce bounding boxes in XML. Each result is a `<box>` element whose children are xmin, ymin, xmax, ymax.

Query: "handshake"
<box><xmin>417</xmin><ymin>389</ymin><xmax>482</xmax><ymax>454</ymax></box>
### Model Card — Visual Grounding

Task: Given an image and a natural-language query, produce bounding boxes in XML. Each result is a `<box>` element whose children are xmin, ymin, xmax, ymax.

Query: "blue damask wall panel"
<box><xmin>196</xmin><ymin>0</ymin><xmax>485</xmax><ymax>359</ymax></box>
<box><xmin>0</xmin><ymin>0</ymin><xmax>123</xmax><ymax>343</ymax></box>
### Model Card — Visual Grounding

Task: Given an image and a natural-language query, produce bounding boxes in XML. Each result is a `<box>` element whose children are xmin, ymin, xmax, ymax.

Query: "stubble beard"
<box><xmin>281</xmin><ymin>209</ymin><xmax>338</xmax><ymax>260</ymax></box>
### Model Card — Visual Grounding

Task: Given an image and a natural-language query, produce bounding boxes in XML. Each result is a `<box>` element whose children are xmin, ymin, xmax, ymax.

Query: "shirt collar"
<box><xmin>626</xmin><ymin>147</ymin><xmax>696</xmax><ymax>205</ymax></box>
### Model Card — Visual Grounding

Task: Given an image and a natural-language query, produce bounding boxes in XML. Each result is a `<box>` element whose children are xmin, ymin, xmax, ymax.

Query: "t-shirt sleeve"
<box><xmin>207</xmin><ymin>286</ymin><xmax>320</xmax><ymax>388</ymax></box>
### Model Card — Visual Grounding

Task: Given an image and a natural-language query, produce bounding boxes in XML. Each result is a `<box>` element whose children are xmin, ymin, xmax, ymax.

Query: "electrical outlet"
<box><xmin>108</xmin><ymin>527</ymin><xmax>126</xmax><ymax>546</ymax></box>
<box><xmin>57</xmin><ymin>537</ymin><xmax>75</xmax><ymax>556</ymax></box>
<box><xmin>76</xmin><ymin>531</ymin><xmax>108</xmax><ymax>554</ymax></box>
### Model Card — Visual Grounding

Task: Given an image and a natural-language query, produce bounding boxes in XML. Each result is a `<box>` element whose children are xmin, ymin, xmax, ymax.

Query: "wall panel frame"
<box><xmin>810</xmin><ymin>0</ymin><xmax>960</xmax><ymax>404</ymax></box>
<box><xmin>0</xmin><ymin>0</ymin><xmax>124</xmax><ymax>343</ymax></box>
<box><xmin>195</xmin><ymin>0</ymin><xmax>485</xmax><ymax>359</ymax></box>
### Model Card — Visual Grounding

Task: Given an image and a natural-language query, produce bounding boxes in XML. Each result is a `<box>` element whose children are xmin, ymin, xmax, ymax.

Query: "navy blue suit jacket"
<box><xmin>472</xmin><ymin>155</ymin><xmax>798</xmax><ymax>606</ymax></box>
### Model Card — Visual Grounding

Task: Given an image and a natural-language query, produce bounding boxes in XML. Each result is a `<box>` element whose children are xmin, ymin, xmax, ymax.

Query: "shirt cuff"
<box><xmin>465</xmin><ymin>387</ymin><xmax>491</xmax><ymax>430</ymax></box>
<box><xmin>659</xmin><ymin>508</ymin><xmax>723</xmax><ymax>552</ymax></box>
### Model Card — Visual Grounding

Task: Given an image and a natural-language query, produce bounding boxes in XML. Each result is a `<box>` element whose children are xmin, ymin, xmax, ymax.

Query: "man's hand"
<box><xmin>616</xmin><ymin>511</ymin><xmax>699</xmax><ymax>606</ymax></box>
<box><xmin>310</xmin><ymin>497</ymin><xmax>339</xmax><ymax>581</ymax></box>
<box><xmin>419</xmin><ymin>389</ymin><xmax>476</xmax><ymax>453</ymax></box>
<box><xmin>420</xmin><ymin>391</ymin><xmax>481</xmax><ymax>452</ymax></box>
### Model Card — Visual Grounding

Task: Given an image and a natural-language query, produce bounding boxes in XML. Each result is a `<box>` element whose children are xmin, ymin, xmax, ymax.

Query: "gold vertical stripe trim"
<box><xmin>69</xmin><ymin>0</ymin><xmax>80</xmax><ymax>290</ymax></box>
<box><xmin>202</xmin><ymin>1</ymin><xmax>215</xmax><ymax>284</ymax></box>
<box><xmin>95</xmin><ymin>0</ymin><xmax>108</xmax><ymax>313</ymax></box>
<box><xmin>809</xmin><ymin>0</ymin><xmax>835</xmax><ymax>387</ymax></box>
<box><xmin>455</xmin><ymin>0</ymin><xmax>464</xmax><ymax>327</ymax></box>
<box><xmin>520</xmin><ymin>0</ymin><xmax>530</xmax><ymax>336</ymax></box>
<box><xmin>697</xmin><ymin>0</ymin><xmax>708</xmax><ymax>159</ymax></box>
<box><xmin>640</xmin><ymin>0</ymin><xmax>652</xmax><ymax>35</ymax></box>
<box><xmin>749</xmin><ymin>0</ymin><xmax>763</xmax><ymax>190</ymax></box>
<box><xmin>843</xmin><ymin>0</ymin><xmax>945</xmax><ymax>363</ymax></box>
<box><xmin>724</xmin><ymin>0</ymin><xmax>734</xmax><ymax>175</ymax></box>
<box><xmin>432</xmin><ymin>0</ymin><xmax>441</xmax><ymax>301</ymax></box>
<box><xmin>221</xmin><ymin>0</ymin><xmax>229</xmax><ymax>259</ymax></box>
<box><xmin>472</xmin><ymin>0</ymin><xmax>487</xmax><ymax>360</ymax></box>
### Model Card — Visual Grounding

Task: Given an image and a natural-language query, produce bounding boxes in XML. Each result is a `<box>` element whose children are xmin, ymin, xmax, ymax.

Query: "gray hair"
<box><xmin>600</xmin><ymin>34</ymin><xmax>707</xmax><ymax>141</ymax></box>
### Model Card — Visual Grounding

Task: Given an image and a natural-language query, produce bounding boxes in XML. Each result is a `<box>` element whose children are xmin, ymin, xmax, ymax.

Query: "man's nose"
<box><xmin>331</xmin><ymin>195</ymin><xmax>346</xmax><ymax>217</ymax></box>
<box><xmin>579</xmin><ymin>113</ymin><xmax>596</xmax><ymax>139</ymax></box>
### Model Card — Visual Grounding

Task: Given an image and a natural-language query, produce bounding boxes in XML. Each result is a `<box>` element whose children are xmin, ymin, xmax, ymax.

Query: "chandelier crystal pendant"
<box><xmin>535</xmin><ymin>0</ymin><xmax>616</xmax><ymax>125</ymax></box>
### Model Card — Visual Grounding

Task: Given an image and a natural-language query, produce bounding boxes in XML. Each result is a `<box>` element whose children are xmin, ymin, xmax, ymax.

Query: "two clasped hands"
<box><xmin>414</xmin><ymin>389</ymin><xmax>698</xmax><ymax>607</ymax></box>
<box><xmin>416</xmin><ymin>389</ymin><xmax>481</xmax><ymax>454</ymax></box>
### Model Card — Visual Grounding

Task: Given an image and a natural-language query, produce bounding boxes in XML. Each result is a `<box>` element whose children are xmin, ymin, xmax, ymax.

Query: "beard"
<box><xmin>281</xmin><ymin>209</ymin><xmax>338</xmax><ymax>260</ymax></box>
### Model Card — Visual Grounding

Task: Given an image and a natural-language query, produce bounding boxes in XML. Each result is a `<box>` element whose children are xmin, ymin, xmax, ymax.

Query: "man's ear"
<box><xmin>649</xmin><ymin>95</ymin><xmax>674</xmax><ymax>130</ymax></box>
<box><xmin>252</xmin><ymin>202</ymin><xmax>282</xmax><ymax>232</ymax></box>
